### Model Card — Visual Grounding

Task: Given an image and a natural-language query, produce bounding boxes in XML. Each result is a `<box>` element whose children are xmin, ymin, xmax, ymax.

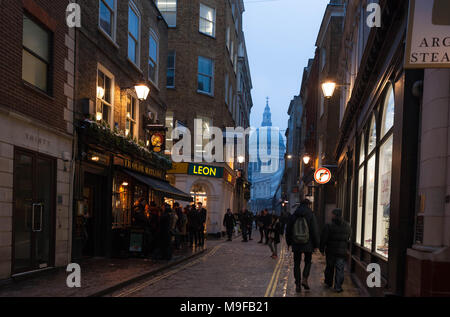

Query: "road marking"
<box><xmin>264</xmin><ymin>241</ymin><xmax>286</xmax><ymax>297</ymax></box>
<box><xmin>114</xmin><ymin>244</ymin><xmax>223</xmax><ymax>297</ymax></box>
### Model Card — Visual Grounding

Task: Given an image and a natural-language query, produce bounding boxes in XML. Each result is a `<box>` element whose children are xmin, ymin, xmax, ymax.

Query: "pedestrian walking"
<box><xmin>238</xmin><ymin>209</ymin><xmax>248</xmax><ymax>242</ymax></box>
<box><xmin>257</xmin><ymin>211</ymin><xmax>265</xmax><ymax>243</ymax></box>
<box><xmin>263</xmin><ymin>209</ymin><xmax>272</xmax><ymax>244</ymax></box>
<box><xmin>223</xmin><ymin>209</ymin><xmax>236</xmax><ymax>241</ymax></box>
<box><xmin>246</xmin><ymin>210</ymin><xmax>254</xmax><ymax>241</ymax></box>
<box><xmin>159</xmin><ymin>204</ymin><xmax>173</xmax><ymax>261</ymax></box>
<box><xmin>187</xmin><ymin>205</ymin><xmax>200</xmax><ymax>247</ymax></box>
<box><xmin>198</xmin><ymin>202</ymin><xmax>207</xmax><ymax>247</ymax></box>
<box><xmin>320</xmin><ymin>209</ymin><xmax>352</xmax><ymax>293</ymax></box>
<box><xmin>267</xmin><ymin>215</ymin><xmax>281</xmax><ymax>259</ymax></box>
<box><xmin>179</xmin><ymin>206</ymin><xmax>189</xmax><ymax>246</ymax></box>
<box><xmin>286</xmin><ymin>199</ymin><xmax>320</xmax><ymax>293</ymax></box>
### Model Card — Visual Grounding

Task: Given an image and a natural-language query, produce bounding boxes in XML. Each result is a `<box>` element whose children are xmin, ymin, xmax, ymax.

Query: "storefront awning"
<box><xmin>123</xmin><ymin>170</ymin><xmax>193</xmax><ymax>202</ymax></box>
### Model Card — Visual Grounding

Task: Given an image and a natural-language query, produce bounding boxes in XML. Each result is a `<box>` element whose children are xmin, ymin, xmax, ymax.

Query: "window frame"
<box><xmin>167</xmin><ymin>50</ymin><xmax>176</xmax><ymax>88</ymax></box>
<box><xmin>96</xmin><ymin>64</ymin><xmax>115</xmax><ymax>127</ymax></box>
<box><xmin>98</xmin><ymin>0</ymin><xmax>117</xmax><ymax>43</ymax></box>
<box><xmin>22</xmin><ymin>14</ymin><xmax>52</xmax><ymax>94</ymax></box>
<box><xmin>128</xmin><ymin>0</ymin><xmax>141</xmax><ymax>68</ymax></box>
<box><xmin>126</xmin><ymin>93</ymin><xmax>139</xmax><ymax>139</ymax></box>
<box><xmin>199</xmin><ymin>3</ymin><xmax>216</xmax><ymax>38</ymax></box>
<box><xmin>355</xmin><ymin>82</ymin><xmax>395</xmax><ymax>259</ymax></box>
<box><xmin>148</xmin><ymin>28</ymin><xmax>159</xmax><ymax>87</ymax></box>
<box><xmin>197</xmin><ymin>56</ymin><xmax>214</xmax><ymax>96</ymax></box>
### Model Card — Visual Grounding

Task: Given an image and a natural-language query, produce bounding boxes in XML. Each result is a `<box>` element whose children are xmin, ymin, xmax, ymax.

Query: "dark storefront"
<box><xmin>72</xmin><ymin>121</ymin><xmax>191</xmax><ymax>260</ymax></box>
<box><xmin>335</xmin><ymin>1</ymin><xmax>422</xmax><ymax>296</ymax></box>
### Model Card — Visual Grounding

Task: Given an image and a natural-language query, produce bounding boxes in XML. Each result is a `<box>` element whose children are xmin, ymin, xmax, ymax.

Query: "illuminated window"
<box><xmin>199</xmin><ymin>4</ymin><xmax>216</xmax><ymax>37</ymax></box>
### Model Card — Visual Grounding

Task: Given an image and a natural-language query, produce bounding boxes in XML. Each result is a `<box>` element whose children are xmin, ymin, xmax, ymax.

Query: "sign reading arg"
<box><xmin>405</xmin><ymin>0</ymin><xmax>450</xmax><ymax>68</ymax></box>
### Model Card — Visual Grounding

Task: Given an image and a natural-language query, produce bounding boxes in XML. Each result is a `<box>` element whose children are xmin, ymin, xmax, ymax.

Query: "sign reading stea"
<box><xmin>315</xmin><ymin>168</ymin><xmax>332</xmax><ymax>185</ymax></box>
<box><xmin>405</xmin><ymin>0</ymin><xmax>450</xmax><ymax>68</ymax></box>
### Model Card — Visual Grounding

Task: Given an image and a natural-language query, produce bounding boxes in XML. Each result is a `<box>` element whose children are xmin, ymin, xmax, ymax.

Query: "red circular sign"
<box><xmin>314</xmin><ymin>168</ymin><xmax>332</xmax><ymax>184</ymax></box>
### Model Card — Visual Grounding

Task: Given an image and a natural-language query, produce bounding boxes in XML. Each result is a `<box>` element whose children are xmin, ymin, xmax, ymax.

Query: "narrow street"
<box><xmin>107</xmin><ymin>236</ymin><xmax>363</xmax><ymax>298</ymax></box>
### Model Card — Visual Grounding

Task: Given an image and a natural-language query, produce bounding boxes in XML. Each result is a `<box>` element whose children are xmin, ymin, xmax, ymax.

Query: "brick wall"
<box><xmin>75</xmin><ymin>0</ymin><xmax>169</xmax><ymax>139</ymax></box>
<box><xmin>0</xmin><ymin>0</ymin><xmax>72</xmax><ymax>134</ymax></box>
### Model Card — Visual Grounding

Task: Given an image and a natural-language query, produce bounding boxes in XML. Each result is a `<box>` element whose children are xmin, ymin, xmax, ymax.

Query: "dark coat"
<box><xmin>262</xmin><ymin>213</ymin><xmax>272</xmax><ymax>228</ymax></box>
<box><xmin>199</xmin><ymin>208</ymin><xmax>207</xmax><ymax>225</ymax></box>
<box><xmin>187</xmin><ymin>209</ymin><xmax>200</xmax><ymax>230</ymax></box>
<box><xmin>268</xmin><ymin>220</ymin><xmax>281</xmax><ymax>244</ymax></box>
<box><xmin>223</xmin><ymin>213</ymin><xmax>236</xmax><ymax>228</ymax></box>
<box><xmin>320</xmin><ymin>217</ymin><xmax>352</xmax><ymax>257</ymax></box>
<box><xmin>285</xmin><ymin>205</ymin><xmax>320</xmax><ymax>253</ymax></box>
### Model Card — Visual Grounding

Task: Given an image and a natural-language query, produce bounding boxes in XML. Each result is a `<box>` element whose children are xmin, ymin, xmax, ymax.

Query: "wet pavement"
<box><xmin>108</xmin><ymin>235</ymin><xmax>365</xmax><ymax>298</ymax></box>
<box><xmin>0</xmin><ymin>246</ymin><xmax>205</xmax><ymax>297</ymax></box>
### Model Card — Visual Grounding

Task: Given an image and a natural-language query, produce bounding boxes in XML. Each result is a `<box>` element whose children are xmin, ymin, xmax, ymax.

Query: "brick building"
<box><xmin>157</xmin><ymin>0</ymin><xmax>253</xmax><ymax>235</ymax></box>
<box><xmin>0</xmin><ymin>0</ymin><xmax>74</xmax><ymax>279</ymax></box>
<box><xmin>71</xmin><ymin>0</ymin><xmax>190</xmax><ymax>259</ymax></box>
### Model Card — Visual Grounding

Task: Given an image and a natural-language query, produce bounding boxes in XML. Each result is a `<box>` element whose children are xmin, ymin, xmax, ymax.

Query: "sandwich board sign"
<box><xmin>315</xmin><ymin>168</ymin><xmax>332</xmax><ymax>185</ymax></box>
<box><xmin>405</xmin><ymin>0</ymin><xmax>450</xmax><ymax>68</ymax></box>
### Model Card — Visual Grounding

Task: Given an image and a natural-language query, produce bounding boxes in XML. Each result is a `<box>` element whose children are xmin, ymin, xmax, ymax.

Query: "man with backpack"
<box><xmin>320</xmin><ymin>209</ymin><xmax>351</xmax><ymax>293</ymax></box>
<box><xmin>286</xmin><ymin>199</ymin><xmax>320</xmax><ymax>293</ymax></box>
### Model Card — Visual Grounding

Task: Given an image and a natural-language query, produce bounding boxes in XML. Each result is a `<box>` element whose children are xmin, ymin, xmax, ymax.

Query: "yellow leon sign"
<box><xmin>188</xmin><ymin>163</ymin><xmax>224</xmax><ymax>179</ymax></box>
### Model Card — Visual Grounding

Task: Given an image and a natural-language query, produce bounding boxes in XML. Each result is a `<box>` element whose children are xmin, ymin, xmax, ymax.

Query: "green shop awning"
<box><xmin>123</xmin><ymin>170</ymin><xmax>193</xmax><ymax>202</ymax></box>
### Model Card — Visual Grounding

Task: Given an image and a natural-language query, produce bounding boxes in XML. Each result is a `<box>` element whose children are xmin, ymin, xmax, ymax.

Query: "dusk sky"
<box><xmin>243</xmin><ymin>0</ymin><xmax>330</xmax><ymax>134</ymax></box>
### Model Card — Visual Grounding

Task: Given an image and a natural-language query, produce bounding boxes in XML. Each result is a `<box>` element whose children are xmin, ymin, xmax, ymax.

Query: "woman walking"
<box><xmin>268</xmin><ymin>215</ymin><xmax>281</xmax><ymax>259</ymax></box>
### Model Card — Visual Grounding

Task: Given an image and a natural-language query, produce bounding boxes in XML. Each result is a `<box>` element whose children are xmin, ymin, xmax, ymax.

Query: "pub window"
<box><xmin>96</xmin><ymin>67</ymin><xmax>114</xmax><ymax>125</ymax></box>
<box><xmin>112</xmin><ymin>174</ymin><xmax>131</xmax><ymax>228</ymax></box>
<box><xmin>126</xmin><ymin>95</ymin><xmax>137</xmax><ymax>138</ymax></box>
<box><xmin>22</xmin><ymin>14</ymin><xmax>51</xmax><ymax>93</ymax></box>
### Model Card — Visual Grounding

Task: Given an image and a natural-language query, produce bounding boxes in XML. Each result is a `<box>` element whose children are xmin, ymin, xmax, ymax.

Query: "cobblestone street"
<box><xmin>108</xmin><ymin>235</ymin><xmax>364</xmax><ymax>297</ymax></box>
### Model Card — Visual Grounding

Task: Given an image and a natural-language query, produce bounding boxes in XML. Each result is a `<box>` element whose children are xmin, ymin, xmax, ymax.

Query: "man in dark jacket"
<box><xmin>262</xmin><ymin>209</ymin><xmax>272</xmax><ymax>244</ymax></box>
<box><xmin>320</xmin><ymin>208</ymin><xmax>351</xmax><ymax>293</ymax></box>
<box><xmin>285</xmin><ymin>199</ymin><xmax>320</xmax><ymax>292</ymax></box>
<box><xmin>197</xmin><ymin>202</ymin><xmax>207</xmax><ymax>247</ymax></box>
<box><xmin>187</xmin><ymin>205</ymin><xmax>200</xmax><ymax>247</ymax></box>
<box><xmin>238</xmin><ymin>209</ymin><xmax>248</xmax><ymax>242</ymax></box>
<box><xmin>223</xmin><ymin>209</ymin><xmax>236</xmax><ymax>241</ymax></box>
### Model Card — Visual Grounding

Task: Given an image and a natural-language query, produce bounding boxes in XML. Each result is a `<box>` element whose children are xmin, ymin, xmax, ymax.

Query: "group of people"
<box><xmin>132</xmin><ymin>199</ymin><xmax>208</xmax><ymax>261</ymax></box>
<box><xmin>223</xmin><ymin>200</ymin><xmax>351</xmax><ymax>294</ymax></box>
<box><xmin>284</xmin><ymin>199</ymin><xmax>352</xmax><ymax>293</ymax></box>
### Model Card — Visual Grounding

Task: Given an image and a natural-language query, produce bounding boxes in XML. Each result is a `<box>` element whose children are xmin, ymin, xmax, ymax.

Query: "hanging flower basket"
<box><xmin>78</xmin><ymin>119</ymin><xmax>172</xmax><ymax>170</ymax></box>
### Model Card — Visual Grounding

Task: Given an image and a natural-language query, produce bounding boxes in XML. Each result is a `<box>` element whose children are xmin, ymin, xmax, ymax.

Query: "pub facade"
<box><xmin>72</xmin><ymin>0</ymin><xmax>190</xmax><ymax>259</ymax></box>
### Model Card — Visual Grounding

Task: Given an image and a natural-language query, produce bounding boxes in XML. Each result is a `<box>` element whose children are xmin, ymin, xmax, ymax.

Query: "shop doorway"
<box><xmin>12</xmin><ymin>148</ymin><xmax>56</xmax><ymax>275</ymax></box>
<box><xmin>82</xmin><ymin>173</ymin><xmax>108</xmax><ymax>257</ymax></box>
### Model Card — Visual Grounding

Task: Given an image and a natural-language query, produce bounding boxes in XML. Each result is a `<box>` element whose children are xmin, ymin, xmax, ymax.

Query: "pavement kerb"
<box><xmin>89</xmin><ymin>248</ymin><xmax>207</xmax><ymax>297</ymax></box>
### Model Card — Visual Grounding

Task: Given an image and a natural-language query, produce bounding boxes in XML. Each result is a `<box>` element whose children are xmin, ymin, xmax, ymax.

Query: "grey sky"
<box><xmin>243</xmin><ymin>0</ymin><xmax>329</xmax><ymax>133</ymax></box>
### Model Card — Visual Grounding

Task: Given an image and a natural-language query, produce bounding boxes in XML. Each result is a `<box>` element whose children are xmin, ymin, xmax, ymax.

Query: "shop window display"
<box><xmin>364</xmin><ymin>155</ymin><xmax>375</xmax><ymax>249</ymax></box>
<box><xmin>356</xmin><ymin>166</ymin><xmax>364</xmax><ymax>245</ymax></box>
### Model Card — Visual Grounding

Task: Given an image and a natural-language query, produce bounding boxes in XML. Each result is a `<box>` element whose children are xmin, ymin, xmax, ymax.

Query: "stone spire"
<box><xmin>262</xmin><ymin>97</ymin><xmax>272</xmax><ymax>127</ymax></box>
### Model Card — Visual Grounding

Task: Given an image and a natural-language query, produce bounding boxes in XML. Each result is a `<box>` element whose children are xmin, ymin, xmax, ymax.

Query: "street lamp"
<box><xmin>303</xmin><ymin>154</ymin><xmax>311</xmax><ymax>165</ymax></box>
<box><xmin>134</xmin><ymin>84</ymin><xmax>150</xmax><ymax>101</ymax></box>
<box><xmin>321</xmin><ymin>80</ymin><xmax>350</xmax><ymax>99</ymax></box>
<box><xmin>321</xmin><ymin>81</ymin><xmax>337</xmax><ymax>99</ymax></box>
<box><xmin>237</xmin><ymin>155</ymin><xmax>245</xmax><ymax>164</ymax></box>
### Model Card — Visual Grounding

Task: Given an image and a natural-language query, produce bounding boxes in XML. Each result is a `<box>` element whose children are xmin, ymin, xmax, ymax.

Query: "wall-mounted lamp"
<box><xmin>134</xmin><ymin>84</ymin><xmax>150</xmax><ymax>101</ymax></box>
<box><xmin>303</xmin><ymin>154</ymin><xmax>311</xmax><ymax>165</ymax></box>
<box><xmin>237</xmin><ymin>156</ymin><xmax>245</xmax><ymax>164</ymax></box>
<box><xmin>321</xmin><ymin>79</ymin><xmax>350</xmax><ymax>99</ymax></box>
<box><xmin>96</xmin><ymin>112</ymin><xmax>103</xmax><ymax>121</ymax></box>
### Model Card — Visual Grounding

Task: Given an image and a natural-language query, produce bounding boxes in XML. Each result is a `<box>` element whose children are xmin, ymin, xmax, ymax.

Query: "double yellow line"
<box><xmin>264</xmin><ymin>242</ymin><xmax>286</xmax><ymax>297</ymax></box>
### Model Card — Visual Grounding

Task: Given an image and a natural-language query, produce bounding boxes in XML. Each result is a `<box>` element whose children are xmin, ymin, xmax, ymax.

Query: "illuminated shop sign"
<box><xmin>188</xmin><ymin>163</ymin><xmax>224</xmax><ymax>179</ymax></box>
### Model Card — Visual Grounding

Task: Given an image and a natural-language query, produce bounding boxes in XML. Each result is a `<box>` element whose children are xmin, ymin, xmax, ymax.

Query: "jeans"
<box><xmin>325</xmin><ymin>255</ymin><xmax>346</xmax><ymax>291</ymax></box>
<box><xmin>293</xmin><ymin>251</ymin><xmax>312</xmax><ymax>286</ymax></box>
<box><xmin>259</xmin><ymin>227</ymin><xmax>264</xmax><ymax>242</ymax></box>
<box><xmin>189</xmin><ymin>229</ymin><xmax>199</xmax><ymax>246</ymax></box>
<box><xmin>268</xmin><ymin>239</ymin><xmax>278</xmax><ymax>255</ymax></box>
